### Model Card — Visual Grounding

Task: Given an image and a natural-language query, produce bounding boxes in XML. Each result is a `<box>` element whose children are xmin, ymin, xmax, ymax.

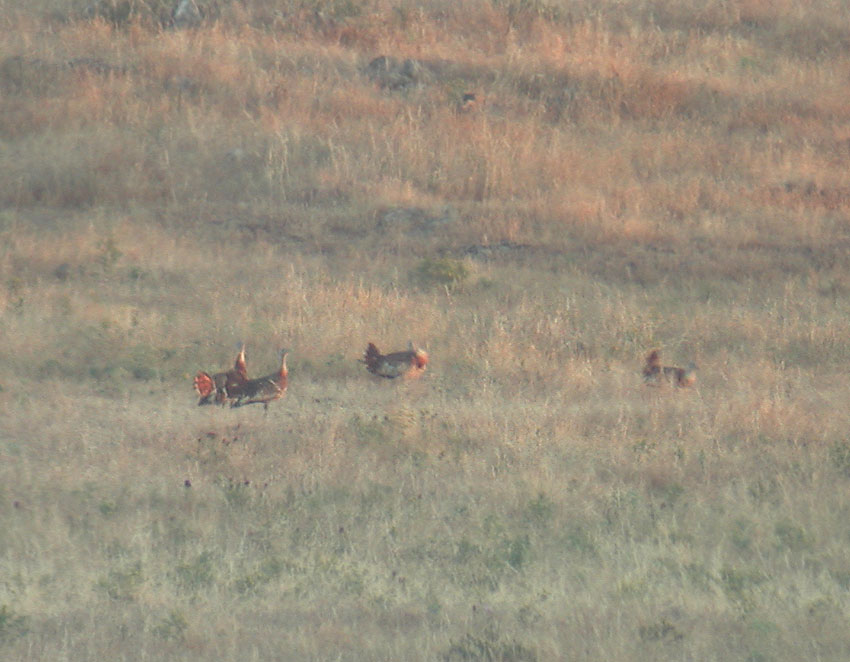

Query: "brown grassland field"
<box><xmin>3</xmin><ymin>0</ymin><xmax>850</xmax><ymax>659</ymax></box>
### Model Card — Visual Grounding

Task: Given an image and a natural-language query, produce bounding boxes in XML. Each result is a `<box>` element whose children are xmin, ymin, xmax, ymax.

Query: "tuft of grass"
<box><xmin>152</xmin><ymin>609</ymin><xmax>188</xmax><ymax>642</ymax></box>
<box><xmin>97</xmin><ymin>561</ymin><xmax>144</xmax><ymax>602</ymax></box>
<box><xmin>233</xmin><ymin>556</ymin><xmax>285</xmax><ymax>595</ymax></box>
<box><xmin>411</xmin><ymin>258</ymin><xmax>470</xmax><ymax>291</ymax></box>
<box><xmin>443</xmin><ymin>625</ymin><xmax>538</xmax><ymax>662</ymax></box>
<box><xmin>525</xmin><ymin>492</ymin><xmax>555</xmax><ymax>525</ymax></box>
<box><xmin>505</xmin><ymin>534</ymin><xmax>531</xmax><ymax>571</ymax></box>
<box><xmin>829</xmin><ymin>441</ymin><xmax>850</xmax><ymax>477</ymax></box>
<box><xmin>0</xmin><ymin>605</ymin><xmax>28</xmax><ymax>643</ymax></box>
<box><xmin>638</xmin><ymin>618</ymin><xmax>684</xmax><ymax>643</ymax></box>
<box><xmin>773</xmin><ymin>519</ymin><xmax>811</xmax><ymax>553</ymax></box>
<box><xmin>174</xmin><ymin>551</ymin><xmax>216</xmax><ymax>593</ymax></box>
<box><xmin>82</xmin><ymin>0</ymin><xmax>180</xmax><ymax>27</ymax></box>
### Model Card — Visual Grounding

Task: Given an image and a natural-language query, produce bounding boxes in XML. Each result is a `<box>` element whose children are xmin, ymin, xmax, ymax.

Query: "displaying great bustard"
<box><xmin>194</xmin><ymin>343</ymin><xmax>249</xmax><ymax>406</ymax></box>
<box><xmin>230</xmin><ymin>349</ymin><xmax>289</xmax><ymax>410</ymax></box>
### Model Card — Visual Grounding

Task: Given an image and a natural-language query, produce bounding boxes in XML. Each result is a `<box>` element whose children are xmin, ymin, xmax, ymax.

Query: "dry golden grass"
<box><xmin>3</xmin><ymin>0</ymin><xmax>850</xmax><ymax>660</ymax></box>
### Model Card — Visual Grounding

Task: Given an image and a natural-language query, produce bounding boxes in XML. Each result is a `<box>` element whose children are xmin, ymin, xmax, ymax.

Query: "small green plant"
<box><xmin>153</xmin><ymin>609</ymin><xmax>188</xmax><ymax>641</ymax></box>
<box><xmin>411</xmin><ymin>258</ymin><xmax>470</xmax><ymax>291</ymax></box>
<box><xmin>654</xmin><ymin>481</ymin><xmax>685</xmax><ymax>506</ymax></box>
<box><xmin>493</xmin><ymin>0</ymin><xmax>564</xmax><ymax>24</ymax></box>
<box><xmin>350</xmin><ymin>414</ymin><xmax>393</xmax><ymax>446</ymax></box>
<box><xmin>219</xmin><ymin>478</ymin><xmax>252</xmax><ymax>509</ymax></box>
<box><xmin>99</xmin><ymin>500</ymin><xmax>119</xmax><ymax>517</ymax></box>
<box><xmin>747</xmin><ymin>477</ymin><xmax>780</xmax><ymax>504</ymax></box>
<box><xmin>774</xmin><ymin>519</ymin><xmax>811</xmax><ymax>552</ymax></box>
<box><xmin>562</xmin><ymin>523</ymin><xmax>597</xmax><ymax>556</ymax></box>
<box><xmin>443</xmin><ymin>624</ymin><xmax>538</xmax><ymax>662</ymax></box>
<box><xmin>505</xmin><ymin>534</ymin><xmax>530</xmax><ymax>571</ymax></box>
<box><xmin>631</xmin><ymin>438</ymin><xmax>656</xmax><ymax>459</ymax></box>
<box><xmin>126</xmin><ymin>265</ymin><xmax>146</xmax><ymax>281</ymax></box>
<box><xmin>730</xmin><ymin>518</ymin><xmax>754</xmax><ymax>552</ymax></box>
<box><xmin>98</xmin><ymin>561</ymin><xmax>144</xmax><ymax>601</ymax></box>
<box><xmin>0</xmin><ymin>605</ymin><xmax>28</xmax><ymax>642</ymax></box>
<box><xmin>638</xmin><ymin>618</ymin><xmax>683</xmax><ymax>642</ymax></box>
<box><xmin>175</xmin><ymin>551</ymin><xmax>216</xmax><ymax>593</ymax></box>
<box><xmin>97</xmin><ymin>234</ymin><xmax>122</xmax><ymax>271</ymax></box>
<box><xmin>234</xmin><ymin>556</ymin><xmax>285</xmax><ymax>595</ymax></box>
<box><xmin>684</xmin><ymin>563</ymin><xmax>713</xmax><ymax>592</ymax></box>
<box><xmin>829</xmin><ymin>441</ymin><xmax>850</xmax><ymax>477</ymax></box>
<box><xmin>6</xmin><ymin>277</ymin><xmax>24</xmax><ymax>312</ymax></box>
<box><xmin>84</xmin><ymin>0</ymin><xmax>176</xmax><ymax>27</ymax></box>
<box><xmin>124</xmin><ymin>344</ymin><xmax>166</xmax><ymax>381</ymax></box>
<box><xmin>805</xmin><ymin>596</ymin><xmax>837</xmax><ymax>619</ymax></box>
<box><xmin>830</xmin><ymin>567</ymin><xmax>850</xmax><ymax>590</ymax></box>
<box><xmin>719</xmin><ymin>565</ymin><xmax>766</xmax><ymax>610</ymax></box>
<box><xmin>313</xmin><ymin>0</ymin><xmax>362</xmax><ymax>20</ymax></box>
<box><xmin>454</xmin><ymin>538</ymin><xmax>480</xmax><ymax>564</ymax></box>
<box><xmin>526</xmin><ymin>492</ymin><xmax>555</xmax><ymax>525</ymax></box>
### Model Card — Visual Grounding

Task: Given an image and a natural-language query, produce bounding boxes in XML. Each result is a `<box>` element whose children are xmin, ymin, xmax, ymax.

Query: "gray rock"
<box><xmin>173</xmin><ymin>0</ymin><xmax>202</xmax><ymax>28</ymax></box>
<box><xmin>463</xmin><ymin>241</ymin><xmax>529</xmax><ymax>260</ymax></box>
<box><xmin>366</xmin><ymin>55</ymin><xmax>430</xmax><ymax>90</ymax></box>
<box><xmin>377</xmin><ymin>206</ymin><xmax>456</xmax><ymax>234</ymax></box>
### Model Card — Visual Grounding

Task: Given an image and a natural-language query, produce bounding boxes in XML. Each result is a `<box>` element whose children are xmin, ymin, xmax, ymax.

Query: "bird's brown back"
<box><xmin>362</xmin><ymin>342</ymin><xmax>427</xmax><ymax>379</ymax></box>
<box><xmin>643</xmin><ymin>350</ymin><xmax>662</xmax><ymax>380</ymax></box>
<box><xmin>644</xmin><ymin>351</ymin><xmax>697</xmax><ymax>388</ymax></box>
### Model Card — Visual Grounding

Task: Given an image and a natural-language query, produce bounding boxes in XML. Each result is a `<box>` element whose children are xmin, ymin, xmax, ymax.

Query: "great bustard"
<box><xmin>361</xmin><ymin>341</ymin><xmax>428</xmax><ymax>380</ymax></box>
<box><xmin>230</xmin><ymin>349</ymin><xmax>289</xmax><ymax>410</ymax></box>
<box><xmin>194</xmin><ymin>343</ymin><xmax>249</xmax><ymax>406</ymax></box>
<box><xmin>642</xmin><ymin>350</ymin><xmax>697</xmax><ymax>388</ymax></box>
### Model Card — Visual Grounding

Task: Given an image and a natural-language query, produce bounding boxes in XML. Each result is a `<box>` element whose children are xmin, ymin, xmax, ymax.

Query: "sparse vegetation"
<box><xmin>2</xmin><ymin>0</ymin><xmax>850</xmax><ymax>660</ymax></box>
<box><xmin>411</xmin><ymin>257</ymin><xmax>471</xmax><ymax>291</ymax></box>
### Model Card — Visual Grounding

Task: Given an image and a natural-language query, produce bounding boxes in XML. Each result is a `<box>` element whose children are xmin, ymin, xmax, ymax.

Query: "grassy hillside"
<box><xmin>2</xmin><ymin>1</ymin><xmax>850</xmax><ymax>660</ymax></box>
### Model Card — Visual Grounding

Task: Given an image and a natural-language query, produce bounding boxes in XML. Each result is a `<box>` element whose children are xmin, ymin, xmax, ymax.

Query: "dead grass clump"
<box><xmin>82</xmin><ymin>0</ymin><xmax>184</xmax><ymax>28</ymax></box>
<box><xmin>0</xmin><ymin>128</ymin><xmax>156</xmax><ymax>208</ymax></box>
<box><xmin>620</xmin><ymin>72</ymin><xmax>717</xmax><ymax>121</ymax></box>
<box><xmin>411</xmin><ymin>257</ymin><xmax>471</xmax><ymax>292</ymax></box>
<box><xmin>0</xmin><ymin>55</ymin><xmax>71</xmax><ymax>97</ymax></box>
<box><xmin>443</xmin><ymin>624</ymin><xmax>539</xmax><ymax>662</ymax></box>
<box><xmin>753</xmin><ymin>10</ymin><xmax>850</xmax><ymax>61</ymax></box>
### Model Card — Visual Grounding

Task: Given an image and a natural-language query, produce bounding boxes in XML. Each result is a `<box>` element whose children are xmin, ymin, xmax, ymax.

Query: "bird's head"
<box><xmin>409</xmin><ymin>341</ymin><xmax>428</xmax><ymax>369</ymax></box>
<box><xmin>234</xmin><ymin>342</ymin><xmax>248</xmax><ymax>376</ymax></box>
